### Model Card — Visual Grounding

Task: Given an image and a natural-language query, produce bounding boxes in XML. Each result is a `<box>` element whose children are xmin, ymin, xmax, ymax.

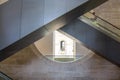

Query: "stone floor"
<box><xmin>0</xmin><ymin>44</ymin><xmax>120</xmax><ymax>80</ymax></box>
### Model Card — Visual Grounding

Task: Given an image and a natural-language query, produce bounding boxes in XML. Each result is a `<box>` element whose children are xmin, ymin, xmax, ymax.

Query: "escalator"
<box><xmin>81</xmin><ymin>12</ymin><xmax>120</xmax><ymax>43</ymax></box>
<box><xmin>0</xmin><ymin>0</ymin><xmax>108</xmax><ymax>61</ymax></box>
<box><xmin>0</xmin><ymin>72</ymin><xmax>12</xmax><ymax>80</ymax></box>
<box><xmin>60</xmin><ymin>12</ymin><xmax>120</xmax><ymax>66</ymax></box>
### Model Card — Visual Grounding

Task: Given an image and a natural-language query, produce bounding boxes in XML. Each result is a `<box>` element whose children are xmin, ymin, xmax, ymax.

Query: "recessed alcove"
<box><xmin>34</xmin><ymin>30</ymin><xmax>94</xmax><ymax>63</ymax></box>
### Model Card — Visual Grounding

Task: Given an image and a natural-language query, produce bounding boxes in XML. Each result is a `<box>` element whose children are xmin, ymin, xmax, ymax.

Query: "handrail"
<box><xmin>0</xmin><ymin>71</ymin><xmax>12</xmax><ymax>80</ymax></box>
<box><xmin>88</xmin><ymin>12</ymin><xmax>120</xmax><ymax>31</ymax></box>
<box><xmin>97</xmin><ymin>23</ymin><xmax>120</xmax><ymax>37</ymax></box>
<box><xmin>81</xmin><ymin>12</ymin><xmax>120</xmax><ymax>40</ymax></box>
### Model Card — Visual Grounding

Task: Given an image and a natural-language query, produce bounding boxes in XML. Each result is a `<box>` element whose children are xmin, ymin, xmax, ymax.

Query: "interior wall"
<box><xmin>76</xmin><ymin>42</ymin><xmax>91</xmax><ymax>57</ymax></box>
<box><xmin>34</xmin><ymin>33</ymin><xmax>53</xmax><ymax>56</ymax></box>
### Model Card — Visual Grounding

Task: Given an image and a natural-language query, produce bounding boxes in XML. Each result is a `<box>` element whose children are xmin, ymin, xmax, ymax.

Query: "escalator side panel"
<box><xmin>61</xmin><ymin>19</ymin><xmax>120</xmax><ymax>66</ymax></box>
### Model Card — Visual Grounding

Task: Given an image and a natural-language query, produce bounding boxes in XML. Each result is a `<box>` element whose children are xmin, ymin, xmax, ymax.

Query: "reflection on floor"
<box><xmin>0</xmin><ymin>44</ymin><xmax>120</xmax><ymax>80</ymax></box>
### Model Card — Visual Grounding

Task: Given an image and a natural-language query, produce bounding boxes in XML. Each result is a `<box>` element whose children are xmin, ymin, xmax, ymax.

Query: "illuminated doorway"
<box><xmin>53</xmin><ymin>31</ymin><xmax>76</xmax><ymax>61</ymax></box>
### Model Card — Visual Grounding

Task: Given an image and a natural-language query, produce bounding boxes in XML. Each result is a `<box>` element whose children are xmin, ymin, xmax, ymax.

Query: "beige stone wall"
<box><xmin>94</xmin><ymin>0</ymin><xmax>120</xmax><ymax>28</ymax></box>
<box><xmin>34</xmin><ymin>33</ymin><xmax>53</xmax><ymax>56</ymax></box>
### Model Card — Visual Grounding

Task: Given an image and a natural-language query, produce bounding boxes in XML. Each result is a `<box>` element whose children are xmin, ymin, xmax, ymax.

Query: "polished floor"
<box><xmin>0</xmin><ymin>44</ymin><xmax>120</xmax><ymax>80</ymax></box>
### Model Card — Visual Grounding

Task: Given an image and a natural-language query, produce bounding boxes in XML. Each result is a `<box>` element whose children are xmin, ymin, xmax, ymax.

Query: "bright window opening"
<box><xmin>53</xmin><ymin>31</ymin><xmax>76</xmax><ymax>60</ymax></box>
